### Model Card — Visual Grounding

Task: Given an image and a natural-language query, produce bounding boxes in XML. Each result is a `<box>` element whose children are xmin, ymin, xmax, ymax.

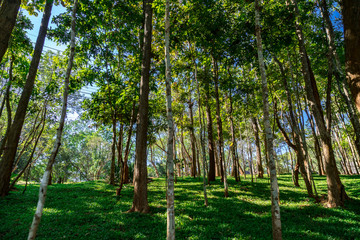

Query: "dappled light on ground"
<box><xmin>1</xmin><ymin>175</ymin><xmax>359</xmax><ymax>239</ymax></box>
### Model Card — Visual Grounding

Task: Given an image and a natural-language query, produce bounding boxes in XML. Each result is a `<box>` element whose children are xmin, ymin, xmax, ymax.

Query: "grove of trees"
<box><xmin>0</xmin><ymin>0</ymin><xmax>360</xmax><ymax>239</ymax></box>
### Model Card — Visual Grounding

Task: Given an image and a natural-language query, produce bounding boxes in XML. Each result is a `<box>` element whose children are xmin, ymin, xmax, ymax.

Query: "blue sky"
<box><xmin>21</xmin><ymin>4</ymin><xmax>67</xmax><ymax>52</ymax></box>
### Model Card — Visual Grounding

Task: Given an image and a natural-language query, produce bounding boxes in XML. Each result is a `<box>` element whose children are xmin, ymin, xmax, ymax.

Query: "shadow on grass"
<box><xmin>0</xmin><ymin>175</ymin><xmax>359</xmax><ymax>239</ymax></box>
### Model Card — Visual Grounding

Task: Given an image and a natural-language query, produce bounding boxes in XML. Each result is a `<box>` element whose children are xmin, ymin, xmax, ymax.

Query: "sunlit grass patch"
<box><xmin>0</xmin><ymin>174</ymin><xmax>359</xmax><ymax>239</ymax></box>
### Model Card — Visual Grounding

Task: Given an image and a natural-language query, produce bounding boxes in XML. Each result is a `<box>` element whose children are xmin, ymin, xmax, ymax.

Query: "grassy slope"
<box><xmin>0</xmin><ymin>174</ymin><xmax>359</xmax><ymax>240</ymax></box>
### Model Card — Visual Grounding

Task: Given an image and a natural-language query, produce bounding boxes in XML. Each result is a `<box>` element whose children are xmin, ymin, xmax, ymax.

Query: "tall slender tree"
<box><xmin>28</xmin><ymin>0</ymin><xmax>78</xmax><ymax>238</ymax></box>
<box><xmin>165</xmin><ymin>1</ymin><xmax>175</xmax><ymax>238</ymax></box>
<box><xmin>129</xmin><ymin>0</ymin><xmax>153</xmax><ymax>213</ymax></box>
<box><xmin>254</xmin><ymin>0</ymin><xmax>282</xmax><ymax>239</ymax></box>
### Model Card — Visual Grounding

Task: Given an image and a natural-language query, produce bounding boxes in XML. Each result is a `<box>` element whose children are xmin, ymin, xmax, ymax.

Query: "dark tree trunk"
<box><xmin>205</xmin><ymin>76</ymin><xmax>216</xmax><ymax>182</ymax></box>
<box><xmin>188</xmin><ymin>99</ymin><xmax>197</xmax><ymax>177</ymax></box>
<box><xmin>212</xmin><ymin>58</ymin><xmax>224</xmax><ymax>182</ymax></box>
<box><xmin>0</xmin><ymin>0</ymin><xmax>53</xmax><ymax>197</ymax></box>
<box><xmin>252</xmin><ymin>117</ymin><xmax>264</xmax><ymax>178</ymax></box>
<box><xmin>0</xmin><ymin>0</ymin><xmax>21</xmax><ymax>63</ymax></box>
<box><xmin>342</xmin><ymin>0</ymin><xmax>360</xmax><ymax>114</ymax></box>
<box><xmin>122</xmin><ymin>102</ymin><xmax>136</xmax><ymax>184</ymax></box>
<box><xmin>0</xmin><ymin>56</ymin><xmax>13</xmax><ymax>158</ymax></box>
<box><xmin>110</xmin><ymin>116</ymin><xmax>116</xmax><ymax>185</ymax></box>
<box><xmin>129</xmin><ymin>0</ymin><xmax>153</xmax><ymax>213</ymax></box>
<box><xmin>229</xmin><ymin>92</ymin><xmax>239</xmax><ymax>181</ymax></box>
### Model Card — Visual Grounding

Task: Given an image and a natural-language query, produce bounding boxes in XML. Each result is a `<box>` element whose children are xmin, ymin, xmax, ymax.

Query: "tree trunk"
<box><xmin>255</xmin><ymin>0</ymin><xmax>282</xmax><ymax>238</ymax></box>
<box><xmin>122</xmin><ymin>102</ymin><xmax>136</xmax><ymax>184</ymax></box>
<box><xmin>342</xmin><ymin>0</ymin><xmax>360</xmax><ymax>114</ymax></box>
<box><xmin>0</xmin><ymin>56</ymin><xmax>13</xmax><ymax>158</ymax></box>
<box><xmin>10</xmin><ymin>107</ymin><xmax>47</xmax><ymax>190</ymax></box>
<box><xmin>0</xmin><ymin>0</ymin><xmax>53</xmax><ymax>197</ymax></box>
<box><xmin>273</xmin><ymin>56</ymin><xmax>313</xmax><ymax>197</ymax></box>
<box><xmin>129</xmin><ymin>0</ymin><xmax>153</xmax><ymax>213</ymax></box>
<box><xmin>251</xmin><ymin>117</ymin><xmax>264</xmax><ymax>178</ymax></box>
<box><xmin>213</xmin><ymin>57</ymin><xmax>225</xmax><ymax>184</ymax></box>
<box><xmin>192</xmin><ymin>51</ymin><xmax>209</xmax><ymax>205</ymax></box>
<box><xmin>307</xmin><ymin>109</ymin><xmax>325</xmax><ymax>175</ymax></box>
<box><xmin>110</xmin><ymin>116</ymin><xmax>116</xmax><ymax>185</ymax></box>
<box><xmin>164</xmin><ymin>2</ymin><xmax>175</xmax><ymax>236</ymax></box>
<box><xmin>150</xmin><ymin>147</ymin><xmax>159</xmax><ymax>177</ymax></box>
<box><xmin>319</xmin><ymin>0</ymin><xmax>360</xmax><ymax>166</ymax></box>
<box><xmin>290</xmin><ymin>0</ymin><xmax>346</xmax><ymax>207</ymax></box>
<box><xmin>205</xmin><ymin>76</ymin><xmax>216</xmax><ymax>182</ymax></box>
<box><xmin>0</xmin><ymin>0</ymin><xmax>21</xmax><ymax>63</ymax></box>
<box><xmin>28</xmin><ymin>1</ymin><xmax>75</xmax><ymax>238</ymax></box>
<box><xmin>188</xmin><ymin>99</ymin><xmax>197</xmax><ymax>177</ymax></box>
<box><xmin>229</xmin><ymin>92</ymin><xmax>240</xmax><ymax>182</ymax></box>
<box><xmin>246</xmin><ymin>132</ymin><xmax>254</xmax><ymax>183</ymax></box>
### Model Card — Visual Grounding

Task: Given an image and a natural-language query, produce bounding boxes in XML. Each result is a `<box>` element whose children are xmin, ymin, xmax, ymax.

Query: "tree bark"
<box><xmin>188</xmin><ymin>99</ymin><xmax>197</xmax><ymax>177</ymax></box>
<box><xmin>0</xmin><ymin>56</ymin><xmax>13</xmax><ymax>158</ymax></box>
<box><xmin>229</xmin><ymin>92</ymin><xmax>240</xmax><ymax>181</ymax></box>
<box><xmin>0</xmin><ymin>0</ymin><xmax>21</xmax><ymax>63</ymax></box>
<box><xmin>164</xmin><ymin>1</ymin><xmax>175</xmax><ymax>237</ymax></box>
<box><xmin>251</xmin><ymin>117</ymin><xmax>264</xmax><ymax>178</ymax></box>
<box><xmin>255</xmin><ymin>0</ymin><xmax>282</xmax><ymax>238</ymax></box>
<box><xmin>28</xmin><ymin>1</ymin><xmax>76</xmax><ymax>238</ymax></box>
<box><xmin>204</xmin><ymin>75</ymin><xmax>216</xmax><ymax>182</ymax></box>
<box><xmin>129</xmin><ymin>0</ymin><xmax>153</xmax><ymax>213</ymax></box>
<box><xmin>192</xmin><ymin>50</ymin><xmax>208</xmax><ymax>205</ymax></box>
<box><xmin>122</xmin><ymin>102</ymin><xmax>136</xmax><ymax>184</ymax></box>
<box><xmin>110</xmin><ymin>116</ymin><xmax>117</xmax><ymax>185</ymax></box>
<box><xmin>0</xmin><ymin>0</ymin><xmax>53</xmax><ymax>197</ymax></box>
<box><xmin>319</xmin><ymin>0</ymin><xmax>360</xmax><ymax>164</ymax></box>
<box><xmin>213</xmin><ymin>57</ymin><xmax>225</xmax><ymax>184</ymax></box>
<box><xmin>342</xmin><ymin>0</ymin><xmax>360</xmax><ymax>114</ymax></box>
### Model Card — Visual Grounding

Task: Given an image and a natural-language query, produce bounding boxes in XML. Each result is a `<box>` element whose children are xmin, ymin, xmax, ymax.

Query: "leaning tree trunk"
<box><xmin>0</xmin><ymin>0</ymin><xmax>53</xmax><ymax>197</ymax></box>
<box><xmin>129</xmin><ymin>0</ymin><xmax>153</xmax><ymax>213</ymax></box>
<box><xmin>164</xmin><ymin>1</ymin><xmax>175</xmax><ymax>237</ymax></box>
<box><xmin>10</xmin><ymin>107</ymin><xmax>47</xmax><ymax>190</ymax></box>
<box><xmin>290</xmin><ymin>0</ymin><xmax>346</xmax><ymax>207</ymax></box>
<box><xmin>0</xmin><ymin>0</ymin><xmax>21</xmax><ymax>63</ymax></box>
<box><xmin>255</xmin><ymin>0</ymin><xmax>282</xmax><ymax>239</ymax></box>
<box><xmin>28</xmin><ymin>1</ymin><xmax>76</xmax><ymax>238</ymax></box>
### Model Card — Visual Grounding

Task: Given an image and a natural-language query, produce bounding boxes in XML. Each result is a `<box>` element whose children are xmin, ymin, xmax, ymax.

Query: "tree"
<box><xmin>0</xmin><ymin>0</ymin><xmax>53</xmax><ymax>197</ymax></box>
<box><xmin>129</xmin><ymin>0</ymin><xmax>153</xmax><ymax>213</ymax></box>
<box><xmin>165</xmin><ymin>0</ymin><xmax>175</xmax><ymax>238</ymax></box>
<box><xmin>342</xmin><ymin>1</ymin><xmax>360</xmax><ymax>114</ymax></box>
<box><xmin>28</xmin><ymin>0</ymin><xmax>78</xmax><ymax>238</ymax></box>
<box><xmin>0</xmin><ymin>0</ymin><xmax>22</xmax><ymax>63</ymax></box>
<box><xmin>254</xmin><ymin>0</ymin><xmax>282</xmax><ymax>239</ymax></box>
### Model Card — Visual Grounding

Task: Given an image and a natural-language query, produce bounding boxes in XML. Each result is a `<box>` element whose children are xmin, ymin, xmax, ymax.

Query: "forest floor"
<box><xmin>0</xmin><ymin>174</ymin><xmax>359</xmax><ymax>240</ymax></box>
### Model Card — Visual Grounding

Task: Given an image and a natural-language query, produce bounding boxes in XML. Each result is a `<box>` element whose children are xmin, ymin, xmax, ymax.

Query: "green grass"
<box><xmin>0</xmin><ymin>174</ymin><xmax>359</xmax><ymax>239</ymax></box>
